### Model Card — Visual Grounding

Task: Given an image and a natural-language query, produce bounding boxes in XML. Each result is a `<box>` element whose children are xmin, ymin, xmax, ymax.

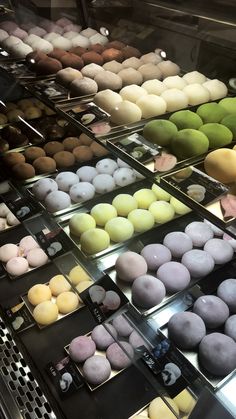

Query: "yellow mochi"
<box><xmin>173</xmin><ymin>389</ymin><xmax>196</xmax><ymax>414</ymax></box>
<box><xmin>56</xmin><ymin>291</ymin><xmax>79</xmax><ymax>314</ymax></box>
<box><xmin>33</xmin><ymin>301</ymin><xmax>58</xmax><ymax>325</ymax></box>
<box><xmin>28</xmin><ymin>284</ymin><xmax>52</xmax><ymax>306</ymax></box>
<box><xmin>69</xmin><ymin>265</ymin><xmax>91</xmax><ymax>285</ymax></box>
<box><xmin>148</xmin><ymin>397</ymin><xmax>179</xmax><ymax>419</ymax></box>
<box><xmin>112</xmin><ymin>194</ymin><xmax>138</xmax><ymax>216</ymax></box>
<box><xmin>49</xmin><ymin>275</ymin><xmax>71</xmax><ymax>296</ymax></box>
<box><xmin>133</xmin><ymin>189</ymin><xmax>156</xmax><ymax>209</ymax></box>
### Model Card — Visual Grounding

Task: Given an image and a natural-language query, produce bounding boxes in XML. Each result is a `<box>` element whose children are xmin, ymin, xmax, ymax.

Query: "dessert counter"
<box><xmin>0</xmin><ymin>1</ymin><xmax>236</xmax><ymax>419</ymax></box>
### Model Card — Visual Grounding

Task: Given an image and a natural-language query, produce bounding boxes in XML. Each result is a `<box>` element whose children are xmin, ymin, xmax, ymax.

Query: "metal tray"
<box><xmin>21</xmin><ymin>284</ymin><xmax>84</xmax><ymax>329</ymax></box>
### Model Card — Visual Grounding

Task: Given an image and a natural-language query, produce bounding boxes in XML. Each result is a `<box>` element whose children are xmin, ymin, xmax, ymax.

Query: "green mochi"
<box><xmin>199</xmin><ymin>123</ymin><xmax>233</xmax><ymax>148</ymax></box>
<box><xmin>171</xmin><ymin>129</ymin><xmax>209</xmax><ymax>159</ymax></box>
<box><xmin>196</xmin><ymin>102</ymin><xmax>228</xmax><ymax>123</ymax></box>
<box><xmin>169</xmin><ymin>110</ymin><xmax>203</xmax><ymax>129</ymax></box>
<box><xmin>143</xmin><ymin>119</ymin><xmax>178</xmax><ymax>146</ymax></box>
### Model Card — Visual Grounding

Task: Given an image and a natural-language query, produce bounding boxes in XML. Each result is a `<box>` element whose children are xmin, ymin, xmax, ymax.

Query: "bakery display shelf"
<box><xmin>21</xmin><ymin>285</ymin><xmax>84</xmax><ymax>330</ymax></box>
<box><xmin>57</xmin><ymin>178</ymin><xmax>162</xmax><ymax>261</ymax></box>
<box><xmin>160</xmin><ymin>159</ymin><xmax>236</xmax><ymax>233</ymax></box>
<box><xmin>149</xmin><ymin>258</ymin><xmax>236</xmax><ymax>391</ymax></box>
<box><xmin>95</xmin><ymin>211</ymin><xmax>236</xmax><ymax>317</ymax></box>
<box><xmin>64</xmin><ymin>330</ymin><xmax>132</xmax><ymax>391</ymax></box>
<box><xmin>0</xmin><ymin>59</ymin><xmax>57</xmax><ymax>81</ymax></box>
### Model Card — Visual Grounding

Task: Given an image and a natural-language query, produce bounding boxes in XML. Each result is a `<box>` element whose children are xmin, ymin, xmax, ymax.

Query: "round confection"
<box><xmin>149</xmin><ymin>397</ymin><xmax>179</xmax><ymax>419</ymax></box>
<box><xmin>168</xmin><ymin>312</ymin><xmax>206</xmax><ymax>349</ymax></box>
<box><xmin>19</xmin><ymin>236</ymin><xmax>39</xmax><ymax>255</ymax></box>
<box><xmin>70</xmin><ymin>46</ymin><xmax>87</xmax><ymax>56</ymax></box>
<box><xmin>72</xmin><ymin>34</ymin><xmax>90</xmax><ymax>49</ymax></box>
<box><xmin>91</xmin><ymin>324</ymin><xmax>118</xmax><ymax>349</ymax></box>
<box><xmin>225</xmin><ymin>315</ymin><xmax>236</xmax><ymax>341</ymax></box>
<box><xmin>24</xmin><ymin>147</ymin><xmax>46</xmax><ymax>162</ymax></box>
<box><xmin>163</xmin><ymin>75</ymin><xmax>187</xmax><ymax>90</ymax></box>
<box><xmin>0</xmin><ymin>203</ymin><xmax>10</xmax><ymax>217</ymax></box>
<box><xmin>129</xmin><ymin>330</ymin><xmax>148</xmax><ymax>349</ymax></box>
<box><xmin>32</xmin><ymin>178</ymin><xmax>58</xmax><ymax>200</ymax></box>
<box><xmin>102</xmin><ymin>48</ymin><xmax>123</xmax><ymax>63</ymax></box>
<box><xmin>26</xmin><ymin>248</ymin><xmax>48</xmax><ymax>267</ymax></box>
<box><xmin>133</xmin><ymin>189</ymin><xmax>156</xmax><ymax>209</ymax></box>
<box><xmin>103</xmin><ymin>290</ymin><xmax>121</xmax><ymax>311</ymax></box>
<box><xmin>3</xmin><ymin>152</ymin><xmax>25</xmax><ymax>167</ymax></box>
<box><xmin>183</xmin><ymin>84</ymin><xmax>210</xmax><ymax>106</ymax></box>
<box><xmin>80</xmin><ymin>228</ymin><xmax>110</xmax><ymax>254</ymax></box>
<box><xmin>158</xmin><ymin>60</ymin><xmax>180</xmax><ymax>77</ymax></box>
<box><xmin>122</xmin><ymin>46</ymin><xmax>141</xmax><ymax>59</ymax></box>
<box><xmin>161</xmin><ymin>88</ymin><xmax>188</xmax><ymax>112</ymax></box>
<box><xmin>132</xmin><ymin>275</ymin><xmax>166</xmax><ymax>308</ymax></box>
<box><xmin>94</xmin><ymin>89</ymin><xmax>122</xmax><ymax>113</ymax></box>
<box><xmin>0</xmin><ymin>218</ymin><xmax>5</xmax><ymax>231</ymax></box>
<box><xmin>12</xmin><ymin>163</ymin><xmax>35</xmax><ymax>180</ymax></box>
<box><xmin>33</xmin><ymin>301</ymin><xmax>58</xmax><ymax>325</ymax></box>
<box><xmin>89</xmin><ymin>285</ymin><xmax>106</xmax><ymax>304</ymax></box>
<box><xmin>44</xmin><ymin>33</ymin><xmax>60</xmax><ymax>42</ymax></box>
<box><xmin>128</xmin><ymin>209</ymin><xmax>155</xmax><ymax>233</ymax></box>
<box><xmin>60</xmin><ymin>53</ymin><xmax>84</xmax><ymax>70</ymax></box>
<box><xmin>76</xmin><ymin>166</ymin><xmax>97</xmax><ymax>182</ymax></box>
<box><xmin>90</xmin><ymin>33</ymin><xmax>108</xmax><ymax>46</ymax></box>
<box><xmin>157</xmin><ymin>262</ymin><xmax>191</xmax><ymax>294</ymax></box>
<box><xmin>70</xmin><ymin>77</ymin><xmax>98</xmax><ymax>96</ymax></box>
<box><xmin>28</xmin><ymin>284</ymin><xmax>52</xmax><ymax>306</ymax></box>
<box><xmin>55</xmin><ymin>172</ymin><xmax>79</xmax><ymax>192</ymax></box>
<box><xmin>103</xmin><ymin>60</ymin><xmax>123</xmax><ymax>73</ymax></box>
<box><xmin>49</xmin><ymin>275</ymin><xmax>71</xmax><ymax>296</ymax></box>
<box><xmin>204</xmin><ymin>219</ymin><xmax>223</xmax><ymax>236</ymax></box>
<box><xmin>142</xmin><ymin>79</ymin><xmax>167</xmax><ymax>96</ymax></box>
<box><xmin>26</xmin><ymin>50</ymin><xmax>47</xmax><ymax>65</ymax></box>
<box><xmin>69</xmin><ymin>265</ymin><xmax>91</xmax><ymax>285</ymax></box>
<box><xmin>113</xmin><ymin>168</ymin><xmax>136</xmax><ymax>186</ymax></box>
<box><xmin>0</xmin><ymin>29</ymin><xmax>8</xmax><ymax>42</ymax></box>
<box><xmin>115</xmin><ymin>251</ymin><xmax>147</xmax><ymax>282</ymax></box>
<box><xmin>45</xmin><ymin>190</ymin><xmax>71</xmax><ymax>212</ymax></box>
<box><xmin>6</xmin><ymin>257</ymin><xmax>29</xmax><ymax>276</ymax></box>
<box><xmin>106</xmin><ymin>341</ymin><xmax>134</xmax><ymax>369</ymax></box>
<box><xmin>69</xmin><ymin>335</ymin><xmax>96</xmax><ymax>362</ymax></box>
<box><xmin>62</xmin><ymin>137</ymin><xmax>81</xmax><ymax>151</ymax></box>
<box><xmin>118</xmin><ymin>68</ymin><xmax>143</xmax><ymax>86</ymax></box>
<box><xmin>106</xmin><ymin>40</ymin><xmax>125</xmax><ymax>50</ymax></box>
<box><xmin>56</xmin><ymin>67</ymin><xmax>82</xmax><ymax>87</ymax></box>
<box><xmin>44</xmin><ymin>141</ymin><xmax>64</xmax><ymax>157</ymax></box>
<box><xmin>136</xmin><ymin>94</ymin><xmax>167</xmax><ymax>118</ymax></box>
<box><xmin>51</xmin><ymin>36</ymin><xmax>72</xmax><ymax>51</ymax></box>
<box><xmin>90</xmin><ymin>142</ymin><xmax>109</xmax><ymax>157</ymax></box>
<box><xmin>63</xmin><ymin>23</ymin><xmax>81</xmax><ymax>33</ymax></box>
<box><xmin>34</xmin><ymin>57</ymin><xmax>63</xmax><ymax>75</ymax></box>
<box><xmin>73</xmin><ymin>145</ymin><xmax>93</xmax><ymax>162</ymax></box>
<box><xmin>48</xmin><ymin>47</ymin><xmax>67</xmax><ymax>60</ymax></box>
<box><xmin>89</xmin><ymin>43</ymin><xmax>106</xmax><ymax>54</ymax></box>
<box><xmin>122</xmin><ymin>57</ymin><xmax>142</xmax><ymax>70</ymax></box>
<box><xmin>181</xmin><ymin>249</ymin><xmax>214</xmax><ymax>278</ymax></box>
<box><xmin>110</xmin><ymin>100</ymin><xmax>142</xmax><ymax>125</ymax></box>
<box><xmin>141</xmin><ymin>244</ymin><xmax>171</xmax><ymax>270</ymax></box>
<box><xmin>79</xmin><ymin>133</ymin><xmax>93</xmax><ymax>145</ymax></box>
<box><xmin>63</xmin><ymin>31</ymin><xmax>78</xmax><ymax>40</ymax></box>
<box><xmin>33</xmin><ymin>157</ymin><xmax>56</xmax><ymax>174</ymax></box>
<box><xmin>0</xmin><ymin>243</ymin><xmax>19</xmax><ymax>262</ymax></box>
<box><xmin>6</xmin><ymin>109</ymin><xmax>25</xmax><ymax>123</ymax></box>
<box><xmin>185</xmin><ymin>222</ymin><xmax>214</xmax><ymax>247</ymax></box>
<box><xmin>217</xmin><ymin>279</ymin><xmax>236</xmax><ymax>313</ymax></box>
<box><xmin>223</xmin><ymin>234</ymin><xmax>236</xmax><ymax>251</ymax></box>
<box><xmin>90</xmin><ymin>203</ymin><xmax>117</xmax><ymax>226</ymax></box>
<box><xmin>56</xmin><ymin>291</ymin><xmax>79</xmax><ymax>314</ymax></box>
<box><xmin>81</xmin><ymin>63</ymin><xmax>104</xmax><ymax>79</ymax></box>
<box><xmin>76</xmin><ymin>280</ymin><xmax>93</xmax><ymax>298</ymax></box>
<box><xmin>112</xmin><ymin>194</ymin><xmax>138</xmax><ymax>217</ymax></box>
<box><xmin>138</xmin><ymin>64</ymin><xmax>162</xmax><ymax>82</ymax></box>
<box><xmin>204</xmin><ymin>238</ymin><xmax>234</xmax><ymax>264</ymax></box>
<box><xmin>112</xmin><ymin>314</ymin><xmax>134</xmax><ymax>337</ymax></box>
<box><xmin>199</xmin><ymin>333</ymin><xmax>236</xmax><ymax>376</ymax></box>
<box><xmin>96</xmin><ymin>158</ymin><xmax>118</xmax><ymax>175</ymax></box>
<box><xmin>56</xmin><ymin>17</ymin><xmax>73</xmax><ymax>27</ymax></box>
<box><xmin>29</xmin><ymin>26</ymin><xmax>47</xmax><ymax>37</ymax></box>
<box><xmin>92</xmin><ymin>174</ymin><xmax>115</xmax><ymax>193</ymax></box>
<box><xmin>94</xmin><ymin>71</ymin><xmax>122</xmax><ymax>91</ymax></box>
<box><xmin>105</xmin><ymin>217</ymin><xmax>134</xmax><ymax>242</ymax></box>
<box><xmin>163</xmin><ymin>232</ymin><xmax>193</xmax><ymax>258</ymax></box>
<box><xmin>80</xmin><ymin>28</ymin><xmax>97</xmax><ymax>38</ymax></box>
<box><xmin>31</xmin><ymin>38</ymin><xmax>53</xmax><ymax>54</ymax></box>
<box><xmin>83</xmin><ymin>355</ymin><xmax>111</xmax><ymax>386</ymax></box>
<box><xmin>81</xmin><ymin>51</ymin><xmax>103</xmax><ymax>66</ymax></box>
<box><xmin>69</xmin><ymin>182</ymin><xmax>95</xmax><ymax>203</ymax></box>
<box><xmin>203</xmin><ymin>79</ymin><xmax>228</xmax><ymax>101</ymax></box>
<box><xmin>120</xmin><ymin>85</ymin><xmax>147</xmax><ymax>103</ymax></box>
<box><xmin>45</xmin><ymin>124</ymin><xmax>65</xmax><ymax>141</ymax></box>
<box><xmin>173</xmin><ymin>389</ymin><xmax>196</xmax><ymax>414</ymax></box>
<box><xmin>183</xmin><ymin>71</ymin><xmax>207</xmax><ymax>85</ymax></box>
<box><xmin>69</xmin><ymin>213</ymin><xmax>96</xmax><ymax>237</ymax></box>
<box><xmin>141</xmin><ymin>52</ymin><xmax>162</xmax><ymax>65</ymax></box>
<box><xmin>193</xmin><ymin>295</ymin><xmax>229</xmax><ymax>328</ymax></box>
<box><xmin>7</xmin><ymin>212</ymin><xmax>20</xmax><ymax>226</ymax></box>
<box><xmin>53</xmin><ymin>151</ymin><xmax>75</xmax><ymax>168</ymax></box>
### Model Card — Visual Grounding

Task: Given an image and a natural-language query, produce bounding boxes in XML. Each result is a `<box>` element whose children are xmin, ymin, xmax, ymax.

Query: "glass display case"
<box><xmin>0</xmin><ymin>1</ymin><xmax>235</xmax><ymax>418</ymax></box>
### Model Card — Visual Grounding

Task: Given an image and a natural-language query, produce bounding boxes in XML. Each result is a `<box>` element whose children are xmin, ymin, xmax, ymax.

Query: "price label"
<box><xmin>35</xmin><ymin>229</ymin><xmax>73</xmax><ymax>259</ymax></box>
<box><xmin>46</xmin><ymin>357</ymin><xmax>84</xmax><ymax>397</ymax></box>
<box><xmin>6</xmin><ymin>197</ymin><xmax>38</xmax><ymax>220</ymax></box>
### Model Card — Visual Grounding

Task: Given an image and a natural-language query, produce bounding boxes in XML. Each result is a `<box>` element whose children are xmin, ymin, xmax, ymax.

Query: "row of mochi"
<box><xmin>0</xmin><ymin>236</ymin><xmax>48</xmax><ymax>276</ymax></box>
<box><xmin>112</xmin><ymin>220</ymin><xmax>236</xmax><ymax>310</ymax></box>
<box><xmin>0</xmin><ymin>202</ymin><xmax>20</xmax><ymax>231</ymax></box>
<box><xmin>91</xmin><ymin>76</ymin><xmax>227</xmax><ymax>125</ymax></box>
<box><xmin>168</xmin><ymin>277</ymin><xmax>236</xmax><ymax>377</ymax></box>
<box><xmin>55</xmin><ymin>59</ymin><xmax>180</xmax><ymax>100</ymax></box>
<box><xmin>31</xmin><ymin>157</ymin><xmax>142</xmax><ymax>213</ymax></box>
